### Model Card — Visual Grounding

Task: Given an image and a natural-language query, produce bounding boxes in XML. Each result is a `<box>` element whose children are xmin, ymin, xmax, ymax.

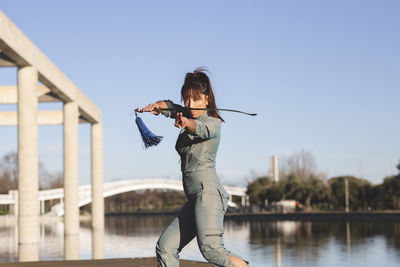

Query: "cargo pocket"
<box><xmin>217</xmin><ymin>188</ymin><xmax>229</xmax><ymax>213</ymax></box>
<box><xmin>200</xmin><ymin>182</ymin><xmax>223</xmax><ymax>209</ymax></box>
<box><xmin>198</xmin><ymin>229</ymin><xmax>233</xmax><ymax>266</ymax></box>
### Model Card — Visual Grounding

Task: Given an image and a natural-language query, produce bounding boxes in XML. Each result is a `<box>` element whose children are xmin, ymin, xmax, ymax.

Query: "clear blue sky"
<box><xmin>1</xmin><ymin>1</ymin><xmax>399</xmax><ymax>186</ymax></box>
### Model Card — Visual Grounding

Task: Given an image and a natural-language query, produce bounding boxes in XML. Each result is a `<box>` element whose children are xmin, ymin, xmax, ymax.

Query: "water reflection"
<box><xmin>92</xmin><ymin>229</ymin><xmax>104</xmax><ymax>259</ymax></box>
<box><xmin>346</xmin><ymin>222</ymin><xmax>351</xmax><ymax>254</ymax></box>
<box><xmin>64</xmin><ymin>234</ymin><xmax>79</xmax><ymax>260</ymax></box>
<box><xmin>246</xmin><ymin>219</ymin><xmax>400</xmax><ymax>266</ymax></box>
<box><xmin>18</xmin><ymin>243</ymin><xmax>39</xmax><ymax>262</ymax></box>
<box><xmin>1</xmin><ymin>216</ymin><xmax>400</xmax><ymax>266</ymax></box>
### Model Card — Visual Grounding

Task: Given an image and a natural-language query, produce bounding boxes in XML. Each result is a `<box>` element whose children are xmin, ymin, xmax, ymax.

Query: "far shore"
<box><xmin>104</xmin><ymin>210</ymin><xmax>400</xmax><ymax>221</ymax></box>
<box><xmin>2</xmin><ymin>211</ymin><xmax>400</xmax><ymax>222</ymax></box>
<box><xmin>0</xmin><ymin>257</ymin><xmax>210</xmax><ymax>267</ymax></box>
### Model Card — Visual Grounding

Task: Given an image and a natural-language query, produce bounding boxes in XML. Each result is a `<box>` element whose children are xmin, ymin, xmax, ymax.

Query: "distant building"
<box><xmin>270</xmin><ymin>155</ymin><xmax>279</xmax><ymax>182</ymax></box>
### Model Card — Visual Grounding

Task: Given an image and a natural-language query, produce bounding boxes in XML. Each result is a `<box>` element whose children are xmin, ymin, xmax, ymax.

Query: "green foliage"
<box><xmin>282</xmin><ymin>174</ymin><xmax>303</xmax><ymax>201</ymax></box>
<box><xmin>369</xmin><ymin>184</ymin><xmax>385</xmax><ymax>210</ymax></box>
<box><xmin>96</xmin><ymin>189</ymin><xmax>187</xmax><ymax>213</ymax></box>
<box><xmin>0</xmin><ymin>206</ymin><xmax>9</xmax><ymax>215</ymax></box>
<box><xmin>0</xmin><ymin>151</ymin><xmax>63</xmax><ymax>193</ymax></box>
<box><xmin>245</xmin><ymin>155</ymin><xmax>400</xmax><ymax>211</ymax></box>
<box><xmin>279</xmin><ymin>174</ymin><xmax>329</xmax><ymax>210</ymax></box>
<box><xmin>247</xmin><ymin>174</ymin><xmax>329</xmax><ymax>210</ymax></box>
<box><xmin>305</xmin><ymin>176</ymin><xmax>330</xmax><ymax>210</ymax></box>
<box><xmin>247</xmin><ymin>173</ymin><xmax>396</xmax><ymax>211</ymax></box>
<box><xmin>376</xmin><ymin>161</ymin><xmax>400</xmax><ymax>210</ymax></box>
<box><xmin>0</xmin><ymin>152</ymin><xmax>18</xmax><ymax>194</ymax></box>
<box><xmin>381</xmin><ymin>174</ymin><xmax>400</xmax><ymax>209</ymax></box>
<box><xmin>246</xmin><ymin>176</ymin><xmax>271</xmax><ymax>205</ymax></box>
<box><xmin>328</xmin><ymin>176</ymin><xmax>373</xmax><ymax>211</ymax></box>
<box><xmin>263</xmin><ymin>181</ymin><xmax>284</xmax><ymax>203</ymax></box>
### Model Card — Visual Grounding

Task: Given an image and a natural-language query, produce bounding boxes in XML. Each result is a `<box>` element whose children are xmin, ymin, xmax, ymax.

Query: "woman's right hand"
<box><xmin>136</xmin><ymin>103</ymin><xmax>161</xmax><ymax>115</ymax></box>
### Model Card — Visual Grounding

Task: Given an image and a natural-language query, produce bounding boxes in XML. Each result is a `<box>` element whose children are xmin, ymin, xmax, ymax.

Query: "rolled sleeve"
<box><xmin>161</xmin><ymin>100</ymin><xmax>184</xmax><ymax>119</ymax></box>
<box><xmin>192</xmin><ymin>118</ymin><xmax>221</xmax><ymax>140</ymax></box>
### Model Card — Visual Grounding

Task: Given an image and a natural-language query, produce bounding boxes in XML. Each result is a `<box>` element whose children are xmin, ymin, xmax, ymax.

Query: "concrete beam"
<box><xmin>38</xmin><ymin>110</ymin><xmax>63</xmax><ymax>125</ymax></box>
<box><xmin>0</xmin><ymin>11</ymin><xmax>101</xmax><ymax>123</ymax></box>
<box><xmin>0</xmin><ymin>85</ymin><xmax>61</xmax><ymax>104</ymax></box>
<box><xmin>0</xmin><ymin>51</ymin><xmax>16</xmax><ymax>67</ymax></box>
<box><xmin>76</xmin><ymin>90</ymin><xmax>102</xmax><ymax>124</ymax></box>
<box><xmin>0</xmin><ymin>110</ymin><xmax>89</xmax><ymax>126</ymax></box>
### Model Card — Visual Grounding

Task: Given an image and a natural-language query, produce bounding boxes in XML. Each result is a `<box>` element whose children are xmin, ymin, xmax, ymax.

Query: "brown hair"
<box><xmin>181</xmin><ymin>67</ymin><xmax>224</xmax><ymax>122</ymax></box>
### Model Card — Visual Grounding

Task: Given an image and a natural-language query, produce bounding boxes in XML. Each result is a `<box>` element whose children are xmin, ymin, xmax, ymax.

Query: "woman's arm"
<box><xmin>174</xmin><ymin>112</ymin><xmax>196</xmax><ymax>133</ymax></box>
<box><xmin>174</xmin><ymin>113</ymin><xmax>221</xmax><ymax>139</ymax></box>
<box><xmin>136</xmin><ymin>100</ymin><xmax>186</xmax><ymax>119</ymax></box>
<box><xmin>136</xmin><ymin>100</ymin><xmax>167</xmax><ymax>115</ymax></box>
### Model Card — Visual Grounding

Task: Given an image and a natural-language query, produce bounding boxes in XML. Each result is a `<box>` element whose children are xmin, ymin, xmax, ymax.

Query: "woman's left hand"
<box><xmin>174</xmin><ymin>113</ymin><xmax>196</xmax><ymax>133</ymax></box>
<box><xmin>174</xmin><ymin>112</ymin><xmax>187</xmax><ymax>129</ymax></box>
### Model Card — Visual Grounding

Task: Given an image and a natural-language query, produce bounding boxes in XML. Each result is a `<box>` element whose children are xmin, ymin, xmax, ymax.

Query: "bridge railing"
<box><xmin>0</xmin><ymin>193</ymin><xmax>14</xmax><ymax>205</ymax></box>
<box><xmin>38</xmin><ymin>188</ymin><xmax>64</xmax><ymax>201</ymax></box>
<box><xmin>0</xmin><ymin>178</ymin><xmax>248</xmax><ymax>217</ymax></box>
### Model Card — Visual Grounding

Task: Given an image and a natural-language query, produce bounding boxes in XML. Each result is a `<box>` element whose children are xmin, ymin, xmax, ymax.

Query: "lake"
<box><xmin>1</xmin><ymin>215</ymin><xmax>399</xmax><ymax>266</ymax></box>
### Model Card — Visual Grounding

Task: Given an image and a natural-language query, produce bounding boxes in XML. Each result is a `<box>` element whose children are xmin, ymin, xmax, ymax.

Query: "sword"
<box><xmin>156</xmin><ymin>107</ymin><xmax>257</xmax><ymax>116</ymax></box>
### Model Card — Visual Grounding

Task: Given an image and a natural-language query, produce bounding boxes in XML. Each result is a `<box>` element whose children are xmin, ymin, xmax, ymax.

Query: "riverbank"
<box><xmin>2</xmin><ymin>211</ymin><xmax>400</xmax><ymax>222</ymax></box>
<box><xmin>0</xmin><ymin>214</ymin><xmax>90</xmax><ymax>223</ymax></box>
<box><xmin>105</xmin><ymin>211</ymin><xmax>400</xmax><ymax>221</ymax></box>
<box><xmin>0</xmin><ymin>258</ymin><xmax>209</xmax><ymax>266</ymax></box>
<box><xmin>1</xmin><ymin>216</ymin><xmax>400</xmax><ymax>266</ymax></box>
<box><xmin>224</xmin><ymin>211</ymin><xmax>400</xmax><ymax>221</ymax></box>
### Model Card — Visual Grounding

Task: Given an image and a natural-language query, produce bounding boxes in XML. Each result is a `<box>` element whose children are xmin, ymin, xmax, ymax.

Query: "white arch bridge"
<box><xmin>0</xmin><ymin>178</ymin><xmax>248</xmax><ymax>217</ymax></box>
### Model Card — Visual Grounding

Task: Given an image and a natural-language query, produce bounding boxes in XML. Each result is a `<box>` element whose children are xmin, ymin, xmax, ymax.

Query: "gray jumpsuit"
<box><xmin>155</xmin><ymin>100</ymin><xmax>237</xmax><ymax>267</ymax></box>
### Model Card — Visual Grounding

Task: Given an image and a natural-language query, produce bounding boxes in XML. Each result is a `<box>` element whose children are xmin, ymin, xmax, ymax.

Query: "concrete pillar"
<box><xmin>64</xmin><ymin>234</ymin><xmax>79</xmax><ymax>260</ymax></box>
<box><xmin>14</xmin><ymin>222</ymin><xmax>18</xmax><ymax>255</ymax></box>
<box><xmin>17</xmin><ymin>66</ymin><xmax>39</xmax><ymax>261</ymax></box>
<box><xmin>91</xmin><ymin>122</ymin><xmax>104</xmax><ymax>259</ymax></box>
<box><xmin>92</xmin><ymin>229</ymin><xmax>104</xmax><ymax>260</ymax></box>
<box><xmin>9</xmin><ymin>190</ymin><xmax>18</xmax><ymax>216</ymax></box>
<box><xmin>63</xmin><ymin>101</ymin><xmax>79</xmax><ymax>259</ymax></box>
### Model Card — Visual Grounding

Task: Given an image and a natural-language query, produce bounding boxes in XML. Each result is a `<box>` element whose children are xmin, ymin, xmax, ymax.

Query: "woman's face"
<box><xmin>183</xmin><ymin>93</ymin><xmax>208</xmax><ymax>118</ymax></box>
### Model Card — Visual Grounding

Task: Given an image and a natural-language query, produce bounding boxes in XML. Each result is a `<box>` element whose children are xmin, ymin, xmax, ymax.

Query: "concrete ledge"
<box><xmin>0</xmin><ymin>258</ymin><xmax>210</xmax><ymax>267</ymax></box>
<box><xmin>0</xmin><ymin>85</ymin><xmax>59</xmax><ymax>104</ymax></box>
<box><xmin>224</xmin><ymin>211</ymin><xmax>400</xmax><ymax>221</ymax></box>
<box><xmin>0</xmin><ymin>110</ymin><xmax>90</xmax><ymax>126</ymax></box>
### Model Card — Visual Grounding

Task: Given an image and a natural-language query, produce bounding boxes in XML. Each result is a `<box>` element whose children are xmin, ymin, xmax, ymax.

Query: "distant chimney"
<box><xmin>270</xmin><ymin>155</ymin><xmax>279</xmax><ymax>182</ymax></box>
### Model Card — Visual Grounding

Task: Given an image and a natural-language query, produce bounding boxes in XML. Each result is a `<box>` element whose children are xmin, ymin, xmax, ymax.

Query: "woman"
<box><xmin>137</xmin><ymin>68</ymin><xmax>248</xmax><ymax>267</ymax></box>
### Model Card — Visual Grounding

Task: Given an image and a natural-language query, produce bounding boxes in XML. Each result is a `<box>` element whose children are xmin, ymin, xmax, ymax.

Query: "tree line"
<box><xmin>2</xmin><ymin>150</ymin><xmax>399</xmax><ymax>213</ymax></box>
<box><xmin>247</xmin><ymin>151</ymin><xmax>400</xmax><ymax>211</ymax></box>
<box><xmin>82</xmin><ymin>190</ymin><xmax>187</xmax><ymax>214</ymax></box>
<box><xmin>0</xmin><ymin>152</ymin><xmax>63</xmax><ymax>194</ymax></box>
<box><xmin>0</xmin><ymin>152</ymin><xmax>63</xmax><ymax>214</ymax></box>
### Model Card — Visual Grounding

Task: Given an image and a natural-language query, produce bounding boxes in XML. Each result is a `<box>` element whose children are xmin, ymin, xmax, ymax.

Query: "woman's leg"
<box><xmin>194</xmin><ymin>191</ymin><xmax>233</xmax><ymax>267</ymax></box>
<box><xmin>156</xmin><ymin>201</ymin><xmax>196</xmax><ymax>267</ymax></box>
<box><xmin>194</xmin><ymin>190</ymin><xmax>249</xmax><ymax>267</ymax></box>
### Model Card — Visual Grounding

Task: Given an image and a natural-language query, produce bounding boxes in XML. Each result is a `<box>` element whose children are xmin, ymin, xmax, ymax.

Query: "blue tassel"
<box><xmin>135</xmin><ymin>113</ymin><xmax>163</xmax><ymax>148</ymax></box>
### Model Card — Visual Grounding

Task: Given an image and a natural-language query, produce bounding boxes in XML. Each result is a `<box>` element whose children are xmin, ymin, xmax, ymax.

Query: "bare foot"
<box><xmin>229</xmin><ymin>255</ymin><xmax>249</xmax><ymax>267</ymax></box>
